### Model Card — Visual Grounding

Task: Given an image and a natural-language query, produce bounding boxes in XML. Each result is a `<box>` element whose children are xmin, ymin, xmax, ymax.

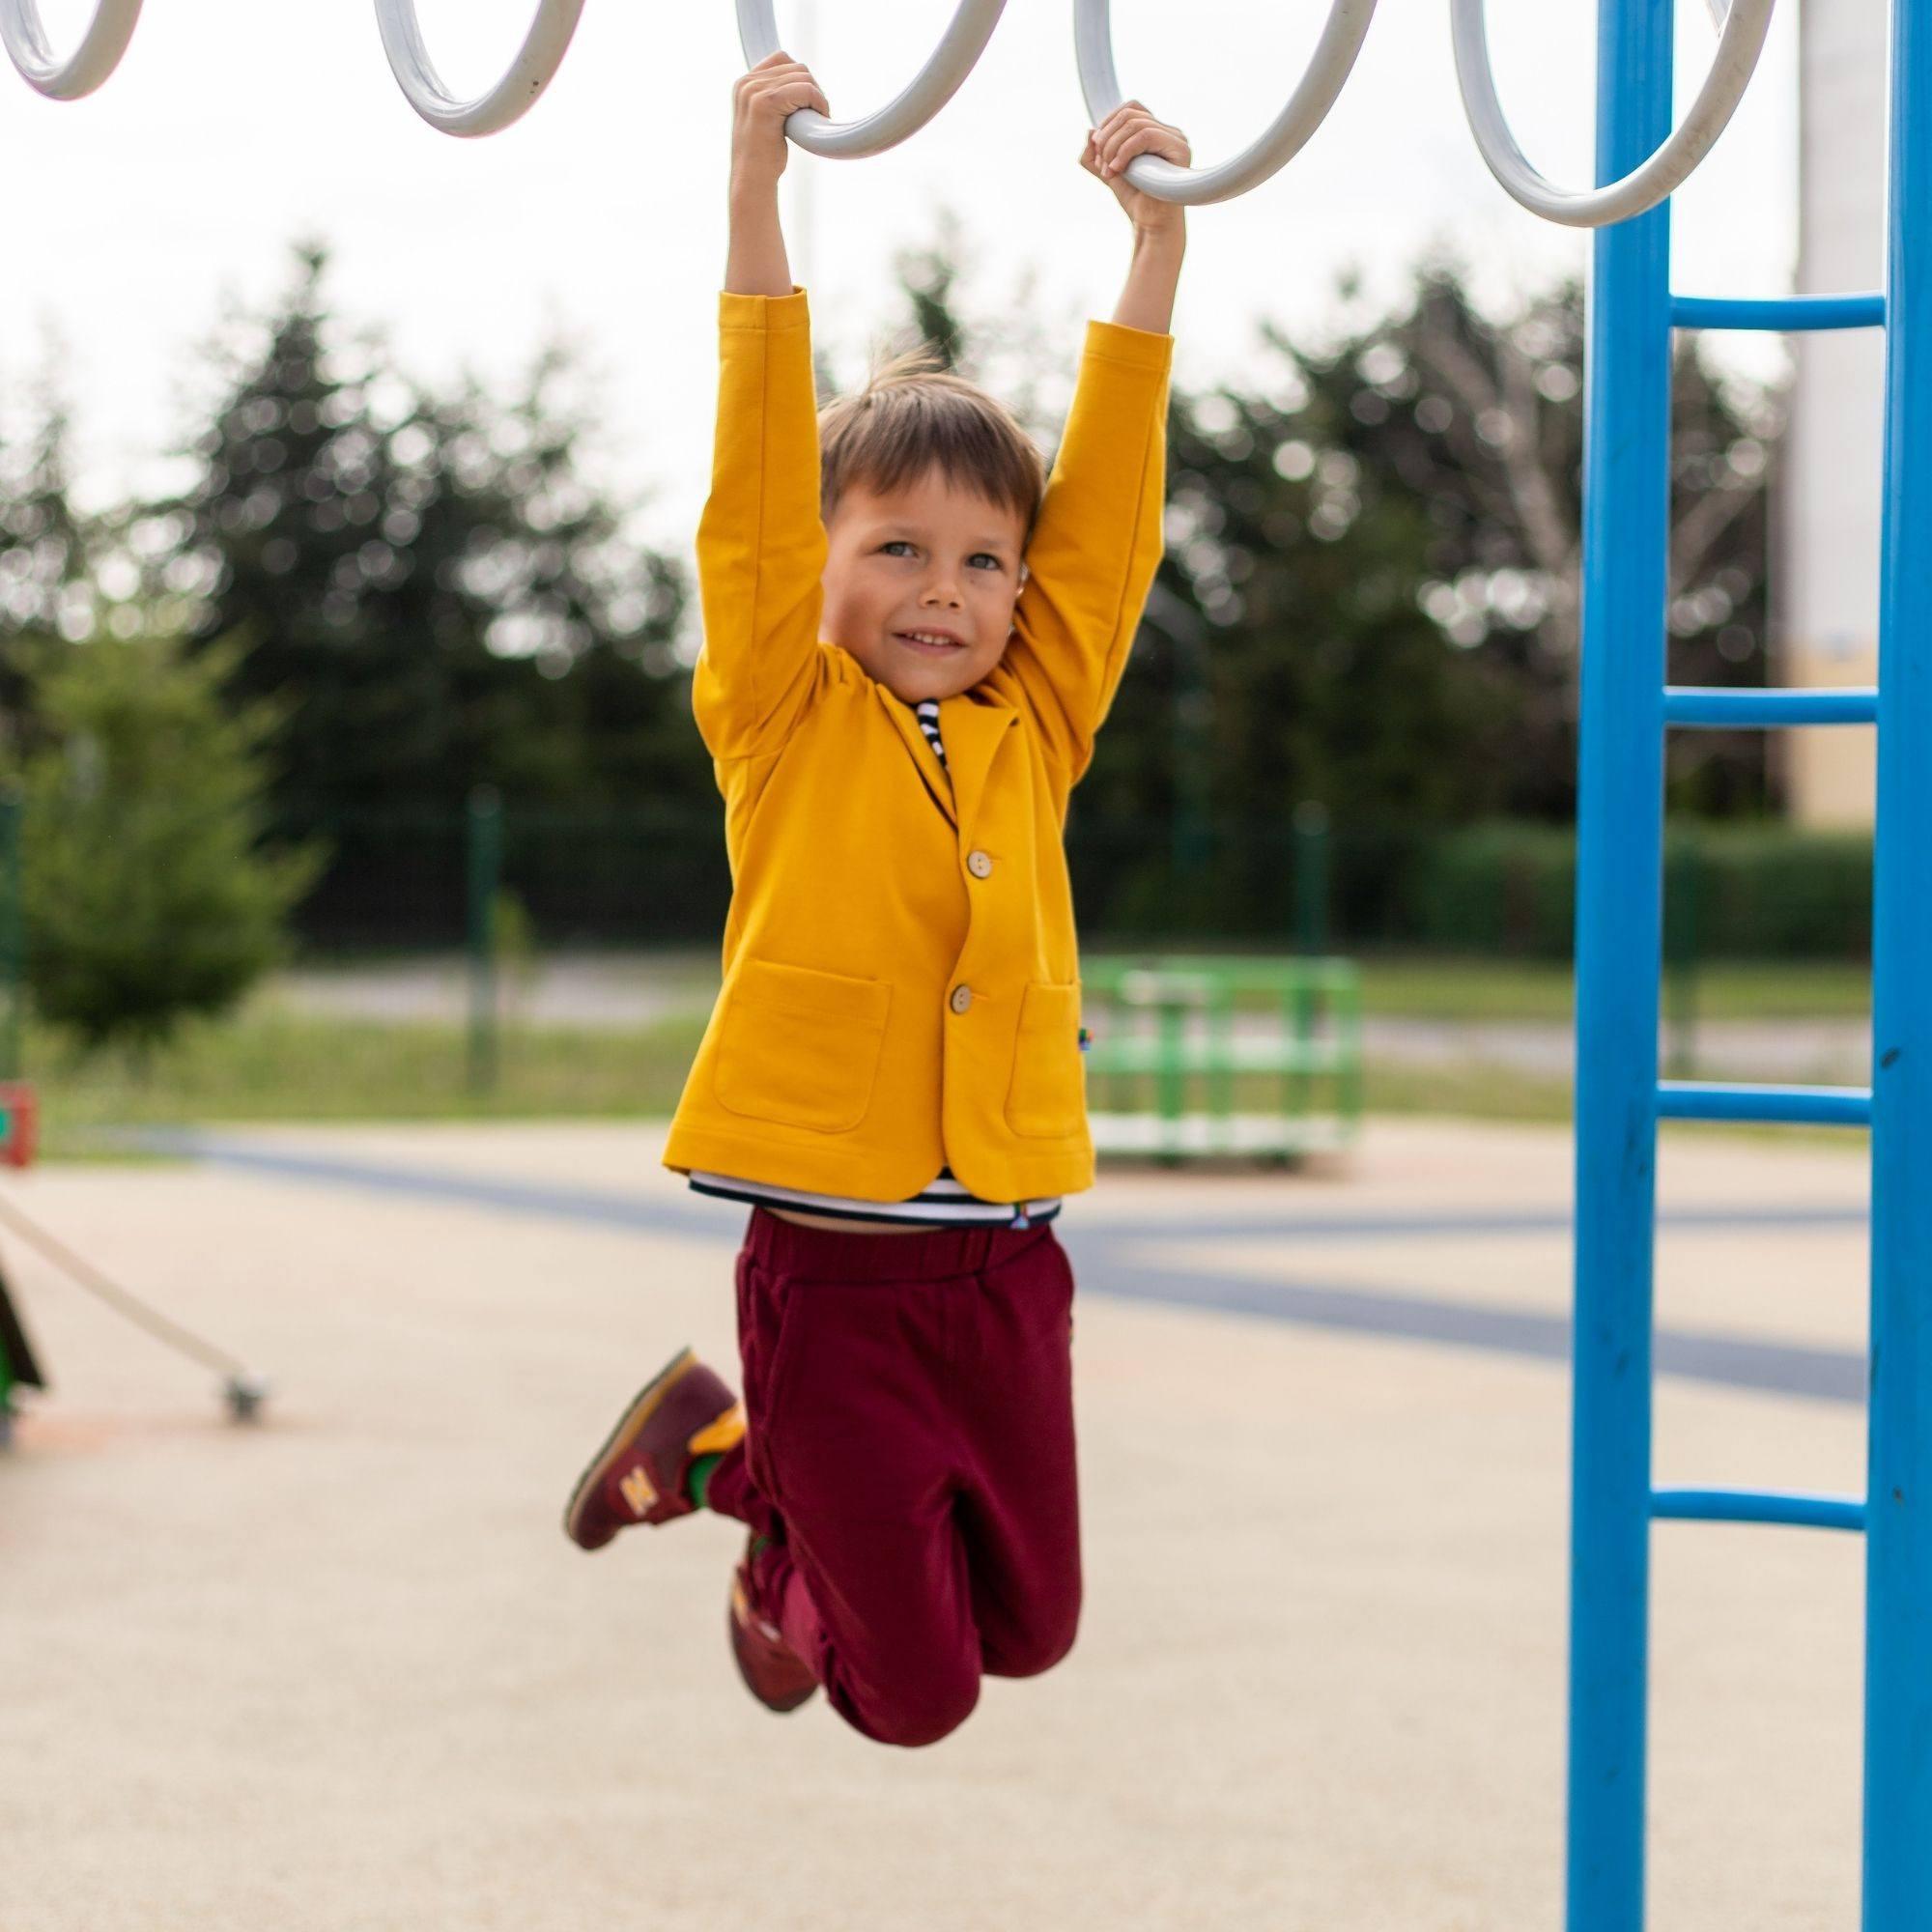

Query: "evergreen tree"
<box><xmin>139</xmin><ymin>241</ymin><xmax>699</xmax><ymax>815</ymax></box>
<box><xmin>8</xmin><ymin>629</ymin><xmax>321</xmax><ymax>1055</ymax></box>
<box><xmin>0</xmin><ymin>353</ymin><xmax>97</xmax><ymax>735</ymax></box>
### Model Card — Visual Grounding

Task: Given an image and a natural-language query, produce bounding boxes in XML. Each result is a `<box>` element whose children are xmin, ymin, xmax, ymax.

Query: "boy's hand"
<box><xmin>731</xmin><ymin>50</ymin><xmax>832</xmax><ymax>194</ymax></box>
<box><xmin>1083</xmin><ymin>103</ymin><xmax>1191</xmax><ymax>238</ymax></box>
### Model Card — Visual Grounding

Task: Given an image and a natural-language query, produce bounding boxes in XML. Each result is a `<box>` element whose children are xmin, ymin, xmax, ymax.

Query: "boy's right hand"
<box><xmin>732</xmin><ymin>51</ymin><xmax>832</xmax><ymax>193</ymax></box>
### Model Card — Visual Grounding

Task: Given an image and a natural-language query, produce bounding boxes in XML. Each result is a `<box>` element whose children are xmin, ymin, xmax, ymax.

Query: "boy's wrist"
<box><xmin>728</xmin><ymin>169</ymin><xmax>782</xmax><ymax>209</ymax></box>
<box><xmin>1130</xmin><ymin>218</ymin><xmax>1186</xmax><ymax>253</ymax></box>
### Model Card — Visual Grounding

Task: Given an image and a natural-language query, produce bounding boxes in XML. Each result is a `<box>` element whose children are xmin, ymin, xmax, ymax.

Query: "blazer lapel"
<box><xmin>943</xmin><ymin>693</ymin><xmax>1019</xmax><ymax>848</ymax></box>
<box><xmin>878</xmin><ymin>686</ymin><xmax>957</xmax><ymax>826</ymax></box>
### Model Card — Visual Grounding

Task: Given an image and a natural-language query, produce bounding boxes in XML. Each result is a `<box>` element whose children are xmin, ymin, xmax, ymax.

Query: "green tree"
<box><xmin>133</xmin><ymin>241</ymin><xmax>700</xmax><ymax>814</ymax></box>
<box><xmin>0</xmin><ymin>351</ymin><xmax>98</xmax><ymax>734</ymax></box>
<box><xmin>7</xmin><ymin>629</ymin><xmax>321</xmax><ymax>1056</ymax></box>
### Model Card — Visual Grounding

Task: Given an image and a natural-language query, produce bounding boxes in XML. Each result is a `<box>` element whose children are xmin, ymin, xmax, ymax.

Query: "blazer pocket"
<box><xmin>714</xmin><ymin>958</ymin><xmax>893</xmax><ymax>1133</ymax></box>
<box><xmin>1004</xmin><ymin>980</ymin><xmax>1086</xmax><ymax>1139</ymax></box>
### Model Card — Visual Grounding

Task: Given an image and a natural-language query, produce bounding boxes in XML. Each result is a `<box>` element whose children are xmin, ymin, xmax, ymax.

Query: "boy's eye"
<box><xmin>880</xmin><ymin>541</ymin><xmax>1005</xmax><ymax>571</ymax></box>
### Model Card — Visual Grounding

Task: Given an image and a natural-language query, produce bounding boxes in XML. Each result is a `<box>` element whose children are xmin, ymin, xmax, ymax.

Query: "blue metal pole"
<box><xmin>1567</xmin><ymin>0</ymin><xmax>1673</xmax><ymax>1924</ymax></box>
<box><xmin>1863</xmin><ymin>1</ymin><xmax>1932</xmax><ymax>1921</ymax></box>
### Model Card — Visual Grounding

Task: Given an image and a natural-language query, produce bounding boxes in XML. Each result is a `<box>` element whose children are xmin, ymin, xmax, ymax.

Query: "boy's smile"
<box><xmin>821</xmin><ymin>467</ymin><xmax>1030</xmax><ymax>703</ymax></box>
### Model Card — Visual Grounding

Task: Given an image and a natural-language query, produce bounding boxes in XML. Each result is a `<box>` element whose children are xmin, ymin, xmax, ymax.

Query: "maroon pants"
<box><xmin>704</xmin><ymin>1207</ymin><xmax>1081</xmax><ymax>1748</ymax></box>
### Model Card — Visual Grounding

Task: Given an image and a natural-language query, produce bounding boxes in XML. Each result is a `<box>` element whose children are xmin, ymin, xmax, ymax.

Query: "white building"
<box><xmin>1778</xmin><ymin>0</ymin><xmax>1886</xmax><ymax>825</ymax></box>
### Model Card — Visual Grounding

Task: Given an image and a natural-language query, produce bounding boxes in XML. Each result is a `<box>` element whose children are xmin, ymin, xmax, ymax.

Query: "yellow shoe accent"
<box><xmin>688</xmin><ymin>1402</ymin><xmax>747</xmax><ymax>1459</ymax></box>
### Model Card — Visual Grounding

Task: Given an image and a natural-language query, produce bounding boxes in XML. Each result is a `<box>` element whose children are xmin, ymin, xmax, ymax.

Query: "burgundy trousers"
<box><xmin>703</xmin><ymin>1207</ymin><xmax>1082</xmax><ymax>1748</ymax></box>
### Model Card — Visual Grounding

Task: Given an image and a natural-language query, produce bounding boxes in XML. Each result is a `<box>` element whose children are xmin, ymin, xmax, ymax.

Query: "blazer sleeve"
<box><xmin>987</xmin><ymin>319</ymin><xmax>1173</xmax><ymax>783</ymax></box>
<box><xmin>691</xmin><ymin>286</ymin><xmax>829</xmax><ymax>763</ymax></box>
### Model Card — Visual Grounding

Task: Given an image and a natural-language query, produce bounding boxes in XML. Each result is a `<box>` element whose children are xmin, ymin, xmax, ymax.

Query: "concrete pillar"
<box><xmin>1778</xmin><ymin>0</ymin><xmax>1886</xmax><ymax>826</ymax></box>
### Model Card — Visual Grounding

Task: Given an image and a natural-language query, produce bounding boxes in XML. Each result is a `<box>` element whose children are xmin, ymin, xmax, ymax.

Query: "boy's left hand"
<box><xmin>1083</xmin><ymin>102</ymin><xmax>1191</xmax><ymax>237</ymax></box>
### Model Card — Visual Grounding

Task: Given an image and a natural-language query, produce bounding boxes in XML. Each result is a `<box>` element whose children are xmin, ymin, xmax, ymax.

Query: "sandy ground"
<box><xmin>0</xmin><ymin>1119</ymin><xmax>1873</xmax><ymax>1930</ymax></box>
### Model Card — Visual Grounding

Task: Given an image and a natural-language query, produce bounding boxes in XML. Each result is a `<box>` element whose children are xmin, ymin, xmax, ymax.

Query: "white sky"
<box><xmin>5</xmin><ymin>0</ymin><xmax>1800</xmax><ymax>557</ymax></box>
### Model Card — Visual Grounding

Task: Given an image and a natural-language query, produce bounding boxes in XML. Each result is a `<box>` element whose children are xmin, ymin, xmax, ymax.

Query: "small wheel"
<box><xmin>735</xmin><ymin>0</ymin><xmax>1007</xmax><ymax>160</ymax></box>
<box><xmin>0</xmin><ymin>0</ymin><xmax>141</xmax><ymax>100</ymax></box>
<box><xmin>376</xmin><ymin>0</ymin><xmax>586</xmax><ymax>137</ymax></box>
<box><xmin>224</xmin><ymin>1372</ymin><xmax>270</xmax><ymax>1424</ymax></box>
<box><xmin>1451</xmin><ymin>0</ymin><xmax>1776</xmax><ymax>228</ymax></box>
<box><xmin>1074</xmin><ymin>0</ymin><xmax>1378</xmax><ymax>207</ymax></box>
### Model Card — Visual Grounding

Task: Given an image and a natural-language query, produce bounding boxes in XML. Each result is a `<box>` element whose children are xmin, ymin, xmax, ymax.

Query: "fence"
<box><xmin>269</xmin><ymin>798</ymin><xmax>1877</xmax><ymax>963</ymax></box>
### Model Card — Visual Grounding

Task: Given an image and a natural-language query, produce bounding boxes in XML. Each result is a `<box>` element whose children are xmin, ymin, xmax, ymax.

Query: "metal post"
<box><xmin>1662</xmin><ymin>829</ymin><xmax>1700</xmax><ymax>1080</ymax></box>
<box><xmin>1862</xmin><ymin>0</ymin><xmax>1932</xmax><ymax>1918</ymax></box>
<box><xmin>466</xmin><ymin>787</ymin><xmax>502</xmax><ymax>1095</ymax></box>
<box><xmin>1566</xmin><ymin>0</ymin><xmax>1673</xmax><ymax>1924</ymax></box>
<box><xmin>0</xmin><ymin>790</ymin><xmax>22</xmax><ymax>1083</ymax></box>
<box><xmin>1293</xmin><ymin>800</ymin><xmax>1330</xmax><ymax>953</ymax></box>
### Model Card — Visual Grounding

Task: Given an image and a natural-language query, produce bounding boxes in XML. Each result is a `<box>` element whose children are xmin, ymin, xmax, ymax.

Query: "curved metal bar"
<box><xmin>735</xmin><ymin>0</ymin><xmax>1006</xmax><ymax>160</ymax></box>
<box><xmin>0</xmin><ymin>0</ymin><xmax>140</xmax><ymax>100</ymax></box>
<box><xmin>1451</xmin><ymin>0</ymin><xmax>1776</xmax><ymax>228</ymax></box>
<box><xmin>376</xmin><ymin>0</ymin><xmax>586</xmax><ymax>137</ymax></box>
<box><xmin>1073</xmin><ymin>0</ymin><xmax>1378</xmax><ymax>207</ymax></box>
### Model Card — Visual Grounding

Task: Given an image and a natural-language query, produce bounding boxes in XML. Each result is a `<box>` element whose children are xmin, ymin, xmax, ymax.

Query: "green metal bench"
<box><xmin>1081</xmin><ymin>954</ymin><xmax>1363</xmax><ymax>1162</ymax></box>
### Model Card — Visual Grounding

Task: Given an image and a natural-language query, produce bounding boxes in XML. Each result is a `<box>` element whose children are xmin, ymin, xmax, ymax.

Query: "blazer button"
<box><xmin>967</xmin><ymin>849</ymin><xmax>993</xmax><ymax>879</ymax></box>
<box><xmin>950</xmin><ymin>984</ymin><xmax>974</xmax><ymax>1014</ymax></box>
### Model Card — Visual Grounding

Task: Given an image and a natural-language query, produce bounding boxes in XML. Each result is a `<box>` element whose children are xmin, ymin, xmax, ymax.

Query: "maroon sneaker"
<box><xmin>728</xmin><ymin>1536</ymin><xmax>818</xmax><ymax>1713</ymax></box>
<box><xmin>562</xmin><ymin>1346</ymin><xmax>745</xmax><ymax>1551</ymax></box>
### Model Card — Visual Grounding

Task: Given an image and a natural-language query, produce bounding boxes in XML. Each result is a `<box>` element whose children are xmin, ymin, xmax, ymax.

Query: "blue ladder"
<box><xmin>1569</xmin><ymin>3</ymin><xmax>1930</xmax><ymax>1927</ymax></box>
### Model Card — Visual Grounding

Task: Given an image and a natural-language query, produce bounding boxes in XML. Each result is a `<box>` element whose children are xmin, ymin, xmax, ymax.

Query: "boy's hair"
<box><xmin>818</xmin><ymin>342</ymin><xmax>1047</xmax><ymax>552</ymax></box>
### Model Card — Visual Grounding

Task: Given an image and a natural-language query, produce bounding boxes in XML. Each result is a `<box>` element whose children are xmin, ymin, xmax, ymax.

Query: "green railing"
<box><xmin>1082</xmin><ymin>954</ymin><xmax>1363</xmax><ymax>1162</ymax></box>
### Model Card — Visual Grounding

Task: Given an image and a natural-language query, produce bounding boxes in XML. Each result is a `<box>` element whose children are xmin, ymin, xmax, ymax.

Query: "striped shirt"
<box><xmin>685</xmin><ymin>694</ymin><xmax>1063</xmax><ymax>1231</ymax></box>
<box><xmin>689</xmin><ymin>1166</ymin><xmax>1062</xmax><ymax>1229</ymax></box>
<box><xmin>915</xmin><ymin>696</ymin><xmax>948</xmax><ymax>769</ymax></box>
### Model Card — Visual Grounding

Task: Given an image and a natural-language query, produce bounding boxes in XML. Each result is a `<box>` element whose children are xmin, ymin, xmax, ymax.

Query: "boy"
<box><xmin>563</xmin><ymin>53</ymin><xmax>1187</xmax><ymax>1749</ymax></box>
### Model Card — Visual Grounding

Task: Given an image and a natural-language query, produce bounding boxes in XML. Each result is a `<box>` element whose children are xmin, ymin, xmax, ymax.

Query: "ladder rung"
<box><xmin>1670</xmin><ymin>293</ymin><xmax>1887</xmax><ymax>332</ymax></box>
<box><xmin>1658</xmin><ymin>1082</ymin><xmax>1872</xmax><ymax>1126</ymax></box>
<box><xmin>1664</xmin><ymin>687</ymin><xmax>1879</xmax><ymax>727</ymax></box>
<box><xmin>1652</xmin><ymin>1488</ymin><xmax>1866</xmax><ymax>1532</ymax></box>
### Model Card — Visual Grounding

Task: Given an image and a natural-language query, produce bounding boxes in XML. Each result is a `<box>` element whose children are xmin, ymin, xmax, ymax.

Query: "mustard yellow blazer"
<box><xmin>662</xmin><ymin>287</ymin><xmax>1172</xmax><ymax>1205</ymax></box>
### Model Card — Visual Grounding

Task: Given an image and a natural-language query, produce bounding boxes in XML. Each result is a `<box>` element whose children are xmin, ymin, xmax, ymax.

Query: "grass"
<box><xmin>1085</xmin><ymin>952</ymin><xmax>1871</xmax><ymax>1023</ymax></box>
<box><xmin>24</xmin><ymin>948</ymin><xmax>1875</xmax><ymax>1159</ymax></box>
<box><xmin>35</xmin><ymin>1009</ymin><xmax>713</xmax><ymax>1159</ymax></box>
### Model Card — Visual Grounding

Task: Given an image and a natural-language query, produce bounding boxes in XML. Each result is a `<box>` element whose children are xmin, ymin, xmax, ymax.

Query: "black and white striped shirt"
<box><xmin>915</xmin><ymin>697</ymin><xmax>948</xmax><ymax>769</ymax></box>
<box><xmin>684</xmin><ymin>695</ymin><xmax>1064</xmax><ymax>1231</ymax></box>
<box><xmin>690</xmin><ymin>1166</ymin><xmax>1062</xmax><ymax>1229</ymax></box>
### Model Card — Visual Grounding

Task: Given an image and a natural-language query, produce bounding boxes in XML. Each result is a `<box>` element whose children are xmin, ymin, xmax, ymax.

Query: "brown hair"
<box><xmin>818</xmin><ymin>342</ymin><xmax>1046</xmax><ymax>550</ymax></box>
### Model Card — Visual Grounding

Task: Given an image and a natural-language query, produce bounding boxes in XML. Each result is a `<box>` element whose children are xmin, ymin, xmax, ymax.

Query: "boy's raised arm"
<box><xmin>692</xmin><ymin>54</ymin><xmax>835</xmax><ymax>763</ymax></box>
<box><xmin>993</xmin><ymin>110</ymin><xmax>1187</xmax><ymax>782</ymax></box>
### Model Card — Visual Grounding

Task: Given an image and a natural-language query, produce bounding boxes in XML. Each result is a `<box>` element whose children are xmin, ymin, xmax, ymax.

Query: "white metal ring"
<box><xmin>1452</xmin><ymin>0</ymin><xmax>1776</xmax><ymax>228</ymax></box>
<box><xmin>735</xmin><ymin>0</ymin><xmax>1007</xmax><ymax>159</ymax></box>
<box><xmin>376</xmin><ymin>0</ymin><xmax>586</xmax><ymax>137</ymax></box>
<box><xmin>1</xmin><ymin>0</ymin><xmax>140</xmax><ymax>100</ymax></box>
<box><xmin>1074</xmin><ymin>0</ymin><xmax>1378</xmax><ymax>207</ymax></box>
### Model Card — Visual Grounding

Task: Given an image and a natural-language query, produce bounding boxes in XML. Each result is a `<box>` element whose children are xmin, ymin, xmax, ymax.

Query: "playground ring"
<box><xmin>0</xmin><ymin>0</ymin><xmax>140</xmax><ymax>99</ymax></box>
<box><xmin>376</xmin><ymin>0</ymin><xmax>586</xmax><ymax>137</ymax></box>
<box><xmin>735</xmin><ymin>0</ymin><xmax>1007</xmax><ymax>159</ymax></box>
<box><xmin>1452</xmin><ymin>0</ymin><xmax>1776</xmax><ymax>227</ymax></box>
<box><xmin>1073</xmin><ymin>0</ymin><xmax>1378</xmax><ymax>206</ymax></box>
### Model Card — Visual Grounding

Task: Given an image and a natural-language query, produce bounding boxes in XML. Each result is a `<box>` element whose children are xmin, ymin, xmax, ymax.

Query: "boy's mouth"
<box><xmin>894</xmin><ymin>629</ymin><xmax>966</xmax><ymax>657</ymax></box>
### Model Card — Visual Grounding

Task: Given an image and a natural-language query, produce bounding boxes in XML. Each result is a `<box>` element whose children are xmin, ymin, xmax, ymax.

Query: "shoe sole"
<box><xmin>729</xmin><ymin>1565</ymin><xmax>817</xmax><ymax>1713</ymax></box>
<box><xmin>562</xmin><ymin>1345</ymin><xmax>697</xmax><ymax>1548</ymax></box>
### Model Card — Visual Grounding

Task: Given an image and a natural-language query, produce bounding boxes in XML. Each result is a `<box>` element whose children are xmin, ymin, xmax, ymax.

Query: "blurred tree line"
<box><xmin>2</xmin><ymin>227</ymin><xmax>1777</xmax><ymax>831</ymax></box>
<box><xmin>0</xmin><ymin>224</ymin><xmax>1781</xmax><ymax>1013</ymax></box>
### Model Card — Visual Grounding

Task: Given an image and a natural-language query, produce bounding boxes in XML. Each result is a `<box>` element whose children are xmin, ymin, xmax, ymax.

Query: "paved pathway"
<box><xmin>2</xmin><ymin>1120</ymin><xmax>1871</xmax><ymax>1929</ymax></box>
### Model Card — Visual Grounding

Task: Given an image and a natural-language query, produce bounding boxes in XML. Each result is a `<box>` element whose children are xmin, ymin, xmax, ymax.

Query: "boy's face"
<box><xmin>821</xmin><ymin>467</ymin><xmax>1029</xmax><ymax>704</ymax></box>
